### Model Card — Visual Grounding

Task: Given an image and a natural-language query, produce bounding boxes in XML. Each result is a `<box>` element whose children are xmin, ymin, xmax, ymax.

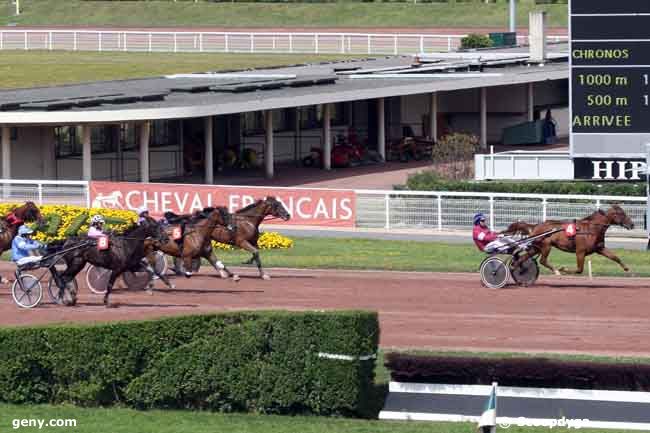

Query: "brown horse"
<box><xmin>147</xmin><ymin>207</ymin><xmax>237</xmax><ymax>279</ymax></box>
<box><xmin>0</xmin><ymin>201</ymin><xmax>43</xmax><ymax>253</ymax></box>
<box><xmin>211</xmin><ymin>197</ymin><xmax>290</xmax><ymax>280</ymax></box>
<box><xmin>516</xmin><ymin>205</ymin><xmax>634</xmax><ymax>275</ymax></box>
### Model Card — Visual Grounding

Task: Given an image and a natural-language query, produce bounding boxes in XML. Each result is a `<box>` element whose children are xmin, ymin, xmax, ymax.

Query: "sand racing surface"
<box><xmin>1</xmin><ymin>263</ymin><xmax>648</xmax><ymax>357</ymax></box>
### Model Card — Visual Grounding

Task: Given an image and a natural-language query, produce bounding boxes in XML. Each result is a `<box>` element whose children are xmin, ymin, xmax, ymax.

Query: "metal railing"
<box><xmin>355</xmin><ymin>190</ymin><xmax>648</xmax><ymax>235</ymax></box>
<box><xmin>0</xmin><ymin>180</ymin><xmax>641</xmax><ymax>235</ymax></box>
<box><xmin>0</xmin><ymin>179</ymin><xmax>89</xmax><ymax>207</ymax></box>
<box><xmin>0</xmin><ymin>29</ymin><xmax>569</xmax><ymax>55</ymax></box>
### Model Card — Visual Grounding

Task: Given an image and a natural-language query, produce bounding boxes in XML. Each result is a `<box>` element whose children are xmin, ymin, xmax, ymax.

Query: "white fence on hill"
<box><xmin>0</xmin><ymin>29</ymin><xmax>568</xmax><ymax>55</ymax></box>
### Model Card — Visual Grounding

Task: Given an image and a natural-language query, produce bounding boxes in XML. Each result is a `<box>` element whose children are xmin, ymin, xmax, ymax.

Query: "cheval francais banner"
<box><xmin>89</xmin><ymin>181</ymin><xmax>356</xmax><ymax>228</ymax></box>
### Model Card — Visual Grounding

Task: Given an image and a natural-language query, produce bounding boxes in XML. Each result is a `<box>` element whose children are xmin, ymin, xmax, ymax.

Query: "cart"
<box><xmin>85</xmin><ymin>251</ymin><xmax>168</xmax><ymax>294</ymax></box>
<box><xmin>11</xmin><ymin>240</ymin><xmax>92</xmax><ymax>309</ymax></box>
<box><xmin>479</xmin><ymin>227</ymin><xmax>565</xmax><ymax>289</ymax></box>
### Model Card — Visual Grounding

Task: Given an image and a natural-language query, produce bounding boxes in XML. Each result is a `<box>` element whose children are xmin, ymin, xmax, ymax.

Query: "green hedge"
<box><xmin>402</xmin><ymin>171</ymin><xmax>646</xmax><ymax>196</ymax></box>
<box><xmin>386</xmin><ymin>353</ymin><xmax>650</xmax><ymax>391</ymax></box>
<box><xmin>0</xmin><ymin>311</ymin><xmax>379</xmax><ymax>415</ymax></box>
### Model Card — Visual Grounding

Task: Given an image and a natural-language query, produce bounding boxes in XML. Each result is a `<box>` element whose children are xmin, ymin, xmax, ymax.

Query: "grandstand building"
<box><xmin>0</xmin><ymin>46</ymin><xmax>568</xmax><ymax>183</ymax></box>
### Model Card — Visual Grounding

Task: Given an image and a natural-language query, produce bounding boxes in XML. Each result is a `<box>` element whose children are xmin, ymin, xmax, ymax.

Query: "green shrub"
<box><xmin>0</xmin><ymin>311</ymin><xmax>379</xmax><ymax>416</ymax></box>
<box><xmin>431</xmin><ymin>133</ymin><xmax>480</xmax><ymax>180</ymax></box>
<box><xmin>402</xmin><ymin>171</ymin><xmax>646</xmax><ymax>196</ymax></box>
<box><xmin>460</xmin><ymin>33</ymin><xmax>493</xmax><ymax>49</ymax></box>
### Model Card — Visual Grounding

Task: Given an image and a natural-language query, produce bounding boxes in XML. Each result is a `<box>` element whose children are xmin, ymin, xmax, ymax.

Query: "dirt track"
<box><xmin>1</xmin><ymin>263</ymin><xmax>649</xmax><ymax>356</ymax></box>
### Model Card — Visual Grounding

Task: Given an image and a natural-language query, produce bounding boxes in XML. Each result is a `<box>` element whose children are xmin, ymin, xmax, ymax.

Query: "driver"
<box><xmin>87</xmin><ymin>214</ymin><xmax>106</xmax><ymax>238</ymax></box>
<box><xmin>473</xmin><ymin>213</ymin><xmax>517</xmax><ymax>253</ymax></box>
<box><xmin>136</xmin><ymin>206</ymin><xmax>150</xmax><ymax>225</ymax></box>
<box><xmin>12</xmin><ymin>225</ymin><xmax>44</xmax><ymax>267</ymax></box>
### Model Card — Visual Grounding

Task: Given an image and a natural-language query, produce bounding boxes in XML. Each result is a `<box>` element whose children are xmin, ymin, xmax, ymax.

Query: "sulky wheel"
<box><xmin>122</xmin><ymin>271</ymin><xmax>152</xmax><ymax>291</ymax></box>
<box><xmin>480</xmin><ymin>256</ymin><xmax>510</xmax><ymax>289</ymax></box>
<box><xmin>12</xmin><ymin>274</ymin><xmax>43</xmax><ymax>308</ymax></box>
<box><xmin>48</xmin><ymin>277</ymin><xmax>79</xmax><ymax>305</ymax></box>
<box><xmin>153</xmin><ymin>251</ymin><xmax>168</xmax><ymax>276</ymax></box>
<box><xmin>509</xmin><ymin>257</ymin><xmax>540</xmax><ymax>287</ymax></box>
<box><xmin>86</xmin><ymin>264</ymin><xmax>110</xmax><ymax>295</ymax></box>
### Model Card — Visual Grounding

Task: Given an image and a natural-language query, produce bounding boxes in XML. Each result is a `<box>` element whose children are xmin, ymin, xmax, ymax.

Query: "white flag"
<box><xmin>477</xmin><ymin>382</ymin><xmax>497</xmax><ymax>433</ymax></box>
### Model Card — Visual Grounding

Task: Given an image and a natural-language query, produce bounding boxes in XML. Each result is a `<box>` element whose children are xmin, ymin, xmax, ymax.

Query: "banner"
<box><xmin>89</xmin><ymin>181</ymin><xmax>356</xmax><ymax>228</ymax></box>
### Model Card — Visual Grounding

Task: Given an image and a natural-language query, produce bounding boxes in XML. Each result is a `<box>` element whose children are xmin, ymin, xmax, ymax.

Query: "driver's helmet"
<box><xmin>473</xmin><ymin>213</ymin><xmax>487</xmax><ymax>226</ymax></box>
<box><xmin>136</xmin><ymin>206</ymin><xmax>149</xmax><ymax>217</ymax></box>
<box><xmin>18</xmin><ymin>225</ymin><xmax>33</xmax><ymax>236</ymax></box>
<box><xmin>90</xmin><ymin>215</ymin><xmax>105</xmax><ymax>226</ymax></box>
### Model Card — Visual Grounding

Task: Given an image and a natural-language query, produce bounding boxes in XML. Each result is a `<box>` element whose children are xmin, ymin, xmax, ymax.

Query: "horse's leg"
<box><xmin>597</xmin><ymin>247</ymin><xmax>630</xmax><ymax>272</ymax></box>
<box><xmin>104</xmin><ymin>271</ymin><xmax>120</xmax><ymax>308</ymax></box>
<box><xmin>538</xmin><ymin>242</ymin><xmax>561</xmax><ymax>276</ymax></box>
<box><xmin>240</xmin><ymin>240</ymin><xmax>268</xmax><ymax>280</ymax></box>
<box><xmin>205</xmin><ymin>247</ymin><xmax>239</xmax><ymax>281</ymax></box>
<box><xmin>561</xmin><ymin>250</ymin><xmax>586</xmax><ymax>275</ymax></box>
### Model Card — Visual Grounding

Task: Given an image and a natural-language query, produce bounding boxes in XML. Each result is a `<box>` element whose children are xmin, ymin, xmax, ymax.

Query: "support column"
<box><xmin>139</xmin><ymin>121</ymin><xmax>150</xmax><ymax>183</ymax></box>
<box><xmin>480</xmin><ymin>88</ymin><xmax>487</xmax><ymax>149</ymax></box>
<box><xmin>527</xmin><ymin>83</ymin><xmax>534</xmax><ymax>122</ymax></box>
<box><xmin>204</xmin><ymin>116</ymin><xmax>214</xmax><ymax>184</ymax></box>
<box><xmin>1</xmin><ymin>126</ymin><xmax>10</xmax><ymax>179</ymax></box>
<box><xmin>377</xmin><ymin>97</ymin><xmax>386</xmax><ymax>160</ymax></box>
<box><xmin>293</xmin><ymin>108</ymin><xmax>301</xmax><ymax>166</ymax></box>
<box><xmin>264</xmin><ymin>110</ymin><xmax>274</xmax><ymax>179</ymax></box>
<box><xmin>322</xmin><ymin>103</ymin><xmax>332</xmax><ymax>171</ymax></box>
<box><xmin>429</xmin><ymin>92</ymin><xmax>438</xmax><ymax>141</ymax></box>
<box><xmin>81</xmin><ymin>125</ymin><xmax>92</xmax><ymax>181</ymax></box>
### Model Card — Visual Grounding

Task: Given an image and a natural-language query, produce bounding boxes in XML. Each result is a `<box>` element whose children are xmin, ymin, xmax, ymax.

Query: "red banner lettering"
<box><xmin>89</xmin><ymin>181</ymin><xmax>356</xmax><ymax>228</ymax></box>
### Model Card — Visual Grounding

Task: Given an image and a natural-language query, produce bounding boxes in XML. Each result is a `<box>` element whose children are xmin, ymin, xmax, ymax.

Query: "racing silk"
<box><xmin>473</xmin><ymin>225</ymin><xmax>499</xmax><ymax>252</ymax></box>
<box><xmin>11</xmin><ymin>235</ymin><xmax>42</xmax><ymax>262</ymax></box>
<box><xmin>5</xmin><ymin>212</ymin><xmax>23</xmax><ymax>227</ymax></box>
<box><xmin>87</xmin><ymin>226</ymin><xmax>105</xmax><ymax>239</ymax></box>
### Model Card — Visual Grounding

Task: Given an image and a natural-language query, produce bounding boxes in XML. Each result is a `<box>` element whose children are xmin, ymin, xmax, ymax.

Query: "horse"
<box><xmin>0</xmin><ymin>201</ymin><xmax>43</xmax><ymax>254</ymax></box>
<box><xmin>145</xmin><ymin>206</ymin><xmax>239</xmax><ymax>280</ymax></box>
<box><xmin>211</xmin><ymin>196</ymin><xmax>291</xmax><ymax>280</ymax></box>
<box><xmin>59</xmin><ymin>216</ymin><xmax>170</xmax><ymax>307</ymax></box>
<box><xmin>519</xmin><ymin>205</ymin><xmax>634</xmax><ymax>275</ymax></box>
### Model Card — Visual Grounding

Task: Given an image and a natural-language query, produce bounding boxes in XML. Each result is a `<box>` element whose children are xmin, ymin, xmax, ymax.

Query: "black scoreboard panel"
<box><xmin>572</xmin><ymin>0</ymin><xmax>650</xmax><ymax>14</ymax></box>
<box><xmin>570</xmin><ymin>0</ymin><xmax>650</xmax><ymax>158</ymax></box>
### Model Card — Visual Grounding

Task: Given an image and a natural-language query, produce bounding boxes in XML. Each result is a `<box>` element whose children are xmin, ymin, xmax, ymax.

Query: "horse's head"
<box><xmin>142</xmin><ymin>216</ymin><xmax>170</xmax><ymax>244</ymax></box>
<box><xmin>205</xmin><ymin>206</ymin><xmax>230</xmax><ymax>226</ymax></box>
<box><xmin>501</xmin><ymin>221</ymin><xmax>533</xmax><ymax>237</ymax></box>
<box><xmin>607</xmin><ymin>204</ymin><xmax>634</xmax><ymax>230</ymax></box>
<box><xmin>264</xmin><ymin>196</ymin><xmax>290</xmax><ymax>221</ymax></box>
<box><xmin>16</xmin><ymin>201</ymin><xmax>43</xmax><ymax>224</ymax></box>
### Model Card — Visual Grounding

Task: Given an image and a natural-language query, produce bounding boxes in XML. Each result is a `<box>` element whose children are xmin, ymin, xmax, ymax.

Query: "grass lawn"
<box><xmin>217</xmin><ymin>236</ymin><xmax>650</xmax><ymax>277</ymax></box>
<box><xmin>0</xmin><ymin>51</ymin><xmax>352</xmax><ymax>89</ymax></box>
<box><xmin>0</xmin><ymin>404</ymin><xmax>625</xmax><ymax>433</ymax></box>
<box><xmin>0</xmin><ymin>0</ymin><xmax>568</xmax><ymax>28</ymax></box>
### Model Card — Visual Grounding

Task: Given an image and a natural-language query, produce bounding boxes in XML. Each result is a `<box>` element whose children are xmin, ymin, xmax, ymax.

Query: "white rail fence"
<box><xmin>0</xmin><ymin>30</ymin><xmax>568</xmax><ymax>55</ymax></box>
<box><xmin>1</xmin><ymin>181</ymin><xmax>640</xmax><ymax>234</ymax></box>
<box><xmin>356</xmin><ymin>190</ymin><xmax>648</xmax><ymax>235</ymax></box>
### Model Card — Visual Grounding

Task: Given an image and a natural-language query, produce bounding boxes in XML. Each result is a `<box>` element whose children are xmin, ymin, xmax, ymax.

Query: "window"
<box><xmin>55</xmin><ymin>126</ymin><xmax>81</xmax><ymax>158</ymax></box>
<box><xmin>120</xmin><ymin>123</ymin><xmax>138</xmax><ymax>151</ymax></box>
<box><xmin>151</xmin><ymin>120</ymin><xmax>179</xmax><ymax>147</ymax></box>
<box><xmin>91</xmin><ymin>126</ymin><xmax>115</xmax><ymax>154</ymax></box>
<box><xmin>243</xmin><ymin>111</ymin><xmax>264</xmax><ymax>134</ymax></box>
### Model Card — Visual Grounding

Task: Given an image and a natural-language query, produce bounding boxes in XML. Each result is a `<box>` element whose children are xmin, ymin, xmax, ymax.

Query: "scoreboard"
<box><xmin>571</xmin><ymin>0</ymin><xmax>650</xmax><ymax>179</ymax></box>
